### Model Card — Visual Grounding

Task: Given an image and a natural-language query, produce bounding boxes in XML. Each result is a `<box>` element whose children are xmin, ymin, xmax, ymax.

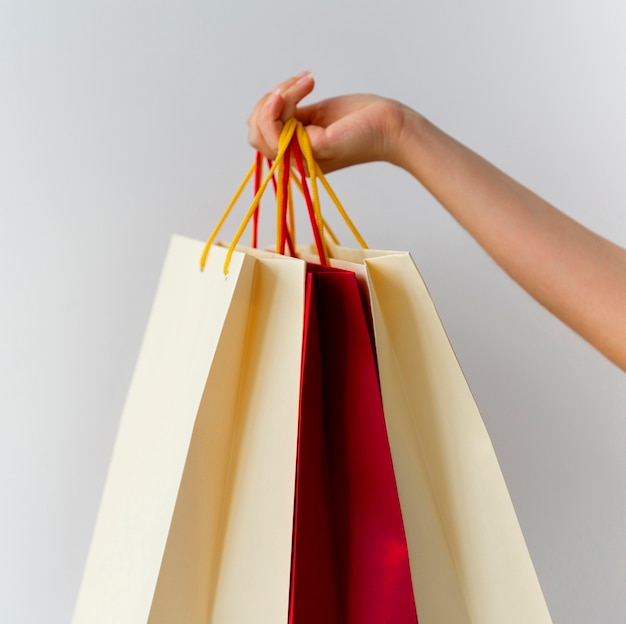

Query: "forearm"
<box><xmin>395</xmin><ymin>111</ymin><xmax>626</xmax><ymax>370</ymax></box>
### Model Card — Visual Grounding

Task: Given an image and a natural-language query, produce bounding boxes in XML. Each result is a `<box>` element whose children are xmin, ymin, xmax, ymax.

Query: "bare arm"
<box><xmin>248</xmin><ymin>73</ymin><xmax>626</xmax><ymax>371</ymax></box>
<box><xmin>397</xmin><ymin>113</ymin><xmax>626</xmax><ymax>371</ymax></box>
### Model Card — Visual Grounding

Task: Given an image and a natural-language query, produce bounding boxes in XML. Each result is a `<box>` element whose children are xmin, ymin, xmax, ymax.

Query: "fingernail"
<box><xmin>264</xmin><ymin>91</ymin><xmax>282</xmax><ymax>107</ymax></box>
<box><xmin>296</xmin><ymin>70</ymin><xmax>313</xmax><ymax>84</ymax></box>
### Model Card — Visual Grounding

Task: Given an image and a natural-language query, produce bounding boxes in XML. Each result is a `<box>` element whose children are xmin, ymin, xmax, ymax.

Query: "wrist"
<box><xmin>390</xmin><ymin>106</ymin><xmax>428</xmax><ymax>173</ymax></box>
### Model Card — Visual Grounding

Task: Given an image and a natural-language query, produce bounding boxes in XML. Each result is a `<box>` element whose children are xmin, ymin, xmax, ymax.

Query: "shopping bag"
<box><xmin>195</xmin><ymin>119</ymin><xmax>418</xmax><ymax>622</ymax></box>
<box><xmin>213</xmin><ymin>116</ymin><xmax>551</xmax><ymax>622</ymax></box>
<box><xmin>73</xmin><ymin>238</ymin><xmax>306</xmax><ymax>623</ymax></box>
<box><xmin>272</xmin><ymin>116</ymin><xmax>552</xmax><ymax>623</ymax></box>
<box><xmin>289</xmin><ymin>264</ymin><xmax>418</xmax><ymax>624</ymax></box>
<box><xmin>305</xmin><ymin>243</ymin><xmax>554</xmax><ymax>624</ymax></box>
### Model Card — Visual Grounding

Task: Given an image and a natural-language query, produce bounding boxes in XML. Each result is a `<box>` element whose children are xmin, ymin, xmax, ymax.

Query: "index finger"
<box><xmin>248</xmin><ymin>72</ymin><xmax>315</xmax><ymax>158</ymax></box>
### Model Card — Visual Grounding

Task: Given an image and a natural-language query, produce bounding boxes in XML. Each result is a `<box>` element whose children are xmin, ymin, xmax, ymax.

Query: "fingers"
<box><xmin>248</xmin><ymin>72</ymin><xmax>315</xmax><ymax>158</ymax></box>
<box><xmin>278</xmin><ymin>72</ymin><xmax>314</xmax><ymax>121</ymax></box>
<box><xmin>247</xmin><ymin>92</ymin><xmax>283</xmax><ymax>158</ymax></box>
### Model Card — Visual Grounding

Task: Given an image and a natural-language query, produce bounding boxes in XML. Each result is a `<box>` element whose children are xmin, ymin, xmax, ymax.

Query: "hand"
<box><xmin>247</xmin><ymin>72</ymin><xmax>413</xmax><ymax>173</ymax></box>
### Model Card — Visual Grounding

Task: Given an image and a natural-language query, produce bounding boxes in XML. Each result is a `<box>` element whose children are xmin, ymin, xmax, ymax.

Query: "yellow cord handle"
<box><xmin>290</xmin><ymin>169</ymin><xmax>340</xmax><ymax>246</ymax></box>
<box><xmin>200</xmin><ymin>118</ymin><xmax>367</xmax><ymax>274</ymax></box>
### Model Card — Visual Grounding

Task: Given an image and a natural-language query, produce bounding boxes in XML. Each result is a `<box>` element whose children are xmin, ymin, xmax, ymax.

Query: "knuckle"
<box><xmin>248</xmin><ymin>128</ymin><xmax>259</xmax><ymax>148</ymax></box>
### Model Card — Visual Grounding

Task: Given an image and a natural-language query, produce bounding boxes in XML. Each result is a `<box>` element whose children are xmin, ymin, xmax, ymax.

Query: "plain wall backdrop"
<box><xmin>1</xmin><ymin>1</ymin><xmax>625</xmax><ymax>622</ymax></box>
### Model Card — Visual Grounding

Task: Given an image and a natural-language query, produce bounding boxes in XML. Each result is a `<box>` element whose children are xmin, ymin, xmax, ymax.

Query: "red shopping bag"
<box><xmin>289</xmin><ymin>263</ymin><xmax>418</xmax><ymax>624</ymax></box>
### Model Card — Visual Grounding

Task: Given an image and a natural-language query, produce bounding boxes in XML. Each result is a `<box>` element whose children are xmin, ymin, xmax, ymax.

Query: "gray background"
<box><xmin>2</xmin><ymin>1</ymin><xmax>625</xmax><ymax>622</ymax></box>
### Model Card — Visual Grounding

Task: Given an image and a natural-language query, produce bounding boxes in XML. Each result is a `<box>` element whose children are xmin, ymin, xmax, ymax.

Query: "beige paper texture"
<box><xmin>324</xmin><ymin>245</ymin><xmax>552</xmax><ymax>624</ymax></box>
<box><xmin>73</xmin><ymin>236</ymin><xmax>305</xmax><ymax>624</ymax></box>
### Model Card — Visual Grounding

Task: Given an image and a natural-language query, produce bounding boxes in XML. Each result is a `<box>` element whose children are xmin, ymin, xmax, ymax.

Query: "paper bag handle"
<box><xmin>200</xmin><ymin>118</ymin><xmax>367</xmax><ymax>274</ymax></box>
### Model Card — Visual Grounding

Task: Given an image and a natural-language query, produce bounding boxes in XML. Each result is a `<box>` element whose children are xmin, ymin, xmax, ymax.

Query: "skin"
<box><xmin>248</xmin><ymin>73</ymin><xmax>626</xmax><ymax>372</ymax></box>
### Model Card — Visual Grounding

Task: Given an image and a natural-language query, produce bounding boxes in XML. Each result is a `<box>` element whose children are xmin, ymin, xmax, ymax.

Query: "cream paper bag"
<box><xmin>73</xmin><ymin>235</ymin><xmax>305</xmax><ymax>624</ymax></box>
<box><xmin>310</xmin><ymin>244</ymin><xmax>553</xmax><ymax>624</ymax></box>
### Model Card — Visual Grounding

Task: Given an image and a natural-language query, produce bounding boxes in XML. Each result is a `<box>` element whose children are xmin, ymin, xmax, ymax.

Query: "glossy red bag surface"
<box><xmin>289</xmin><ymin>264</ymin><xmax>418</xmax><ymax>624</ymax></box>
